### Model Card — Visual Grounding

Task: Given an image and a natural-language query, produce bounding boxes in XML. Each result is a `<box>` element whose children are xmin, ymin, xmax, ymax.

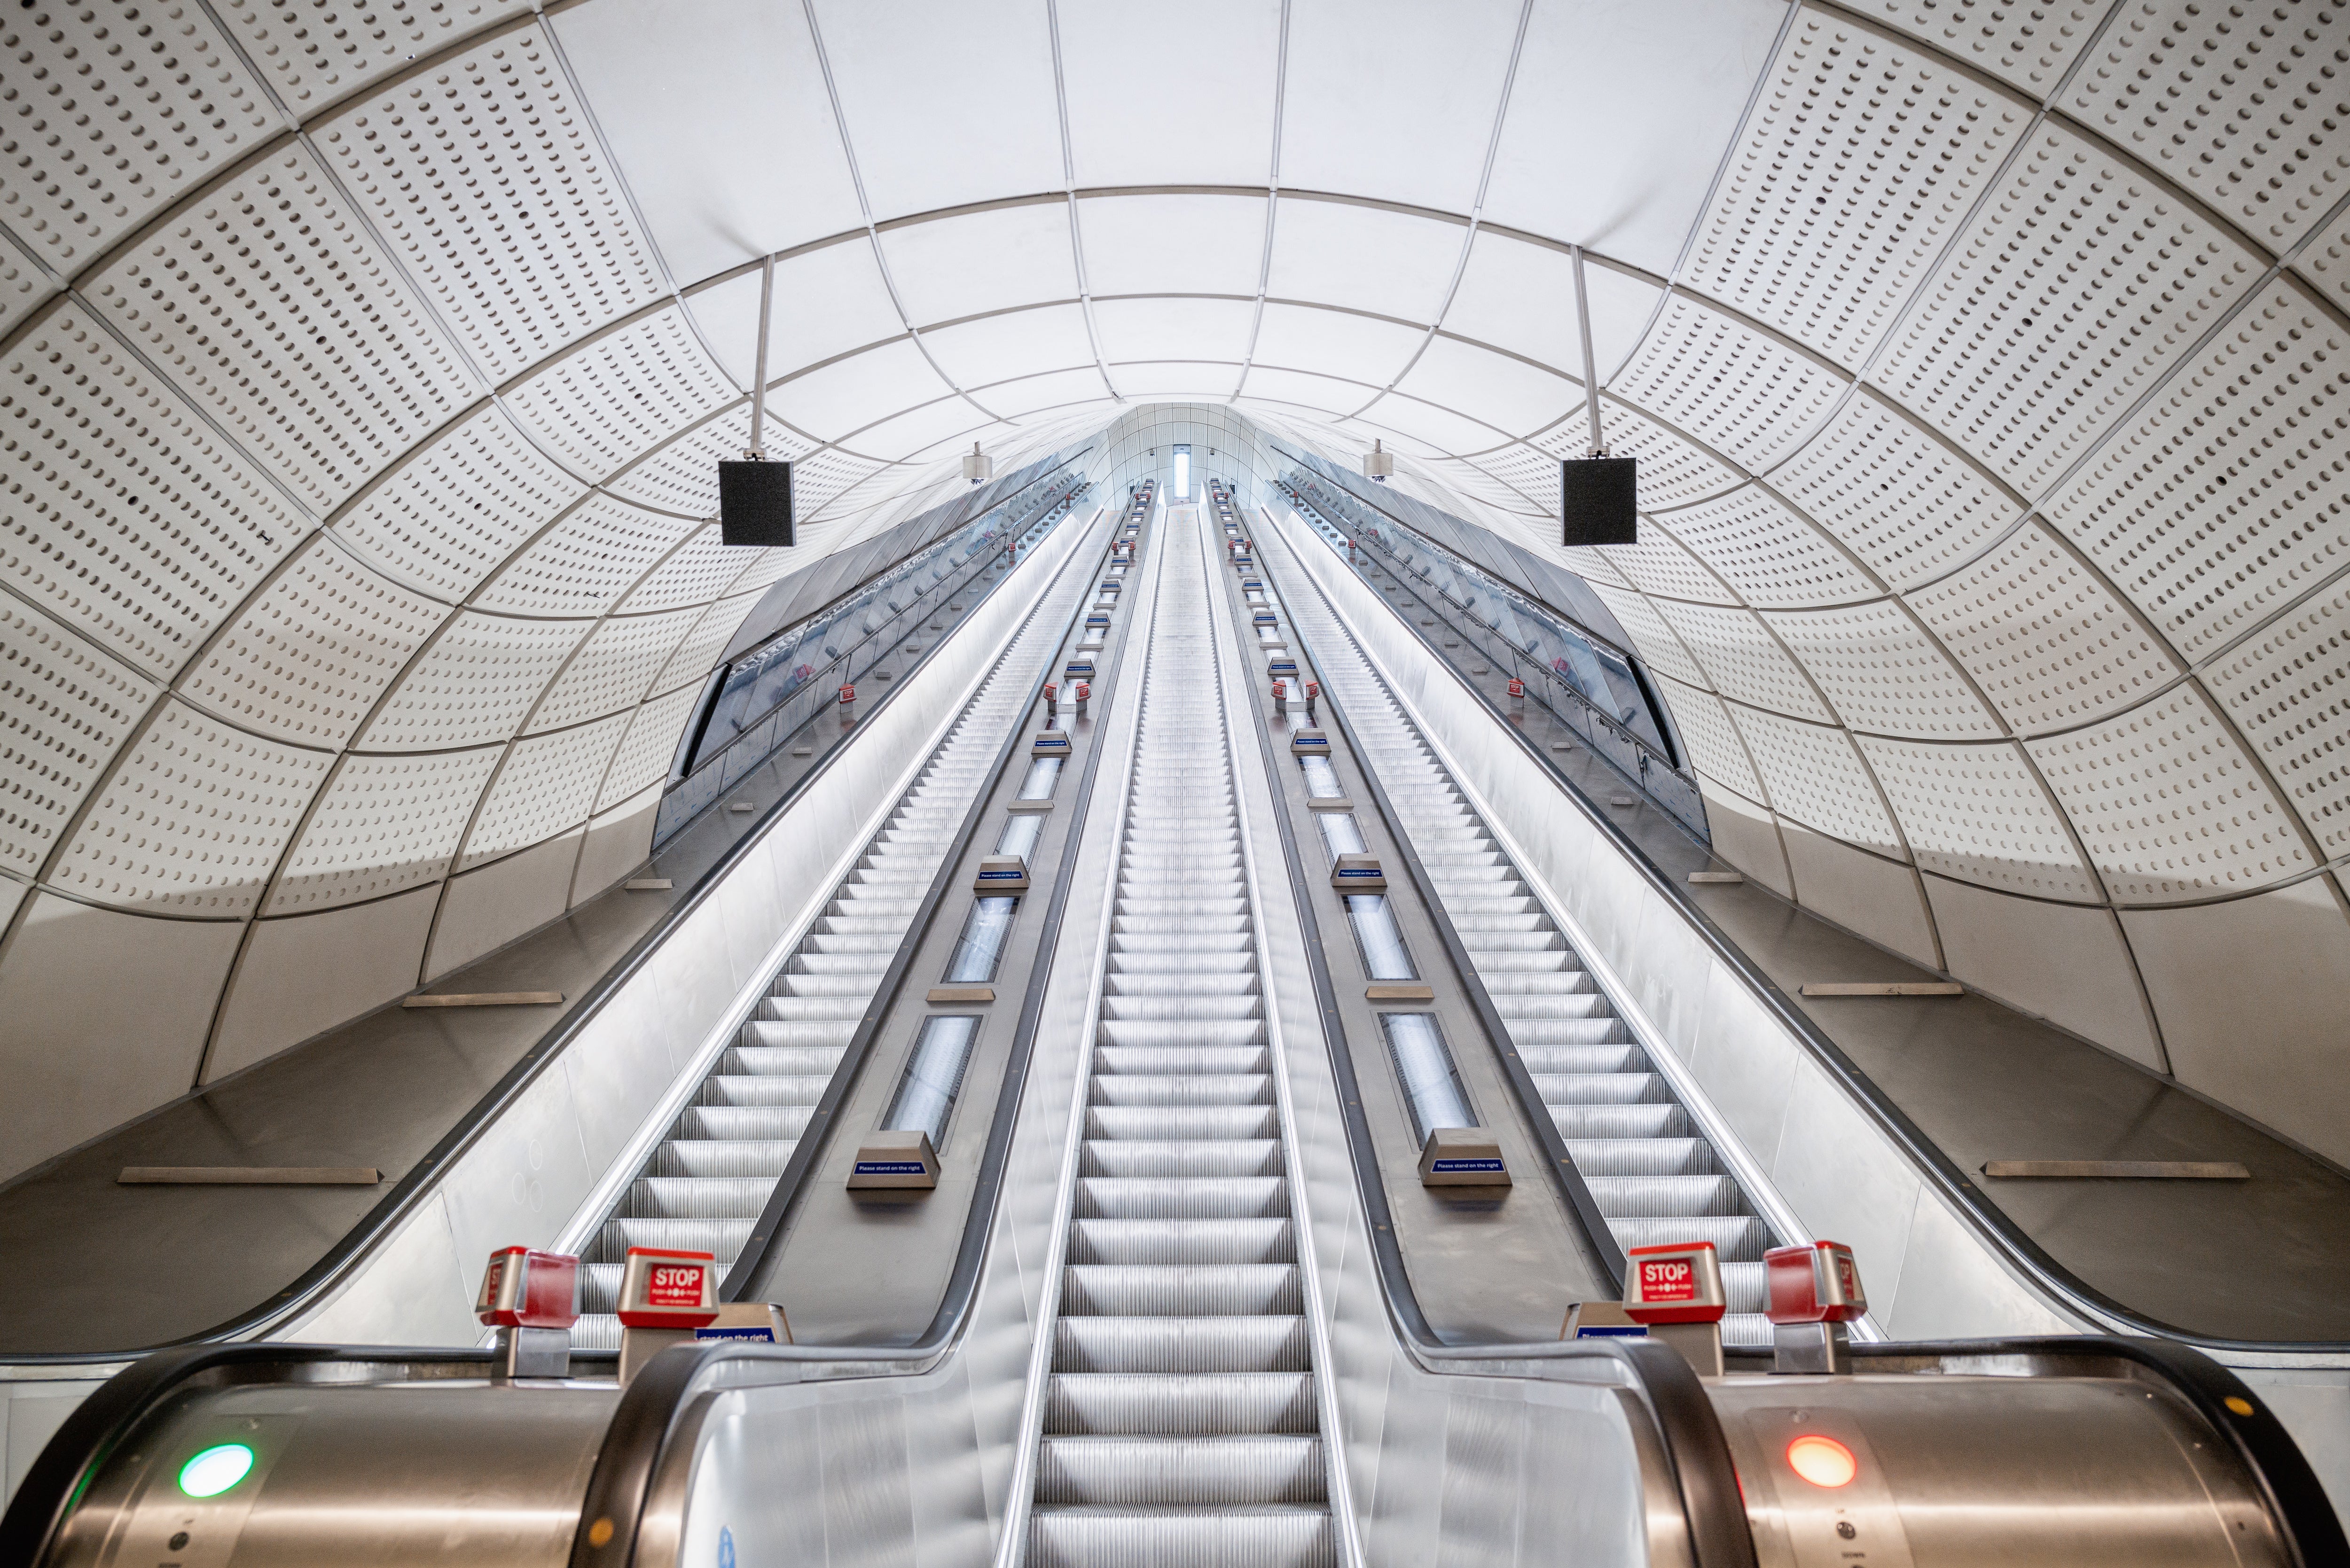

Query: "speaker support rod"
<box><xmin>747</xmin><ymin>255</ymin><xmax>776</xmax><ymax>460</ymax></box>
<box><xmin>1572</xmin><ymin>244</ymin><xmax>1606</xmax><ymax>459</ymax></box>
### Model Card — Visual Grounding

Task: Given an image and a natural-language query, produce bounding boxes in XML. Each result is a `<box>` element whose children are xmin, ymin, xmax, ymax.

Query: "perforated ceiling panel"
<box><xmin>8</xmin><ymin>0</ymin><xmax>2350</xmax><ymax>1175</ymax></box>
<box><xmin>88</xmin><ymin>146</ymin><xmax>477</xmax><ymax>513</ymax></box>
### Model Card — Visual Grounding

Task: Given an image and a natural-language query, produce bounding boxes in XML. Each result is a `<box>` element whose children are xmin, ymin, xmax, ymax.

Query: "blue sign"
<box><xmin>719</xmin><ymin>1526</ymin><xmax>736</xmax><ymax>1568</ymax></box>
<box><xmin>1432</xmin><ymin>1158</ymin><xmax>1506</xmax><ymax>1173</ymax></box>
<box><xmin>855</xmin><ymin>1161</ymin><xmax>929</xmax><ymax>1175</ymax></box>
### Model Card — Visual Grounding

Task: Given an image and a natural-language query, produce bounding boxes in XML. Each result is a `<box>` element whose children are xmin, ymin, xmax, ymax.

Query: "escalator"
<box><xmin>1024</xmin><ymin>506</ymin><xmax>1334</xmax><ymax>1565</ymax></box>
<box><xmin>4</xmin><ymin>496</ymin><xmax>2343</xmax><ymax>1568</ymax></box>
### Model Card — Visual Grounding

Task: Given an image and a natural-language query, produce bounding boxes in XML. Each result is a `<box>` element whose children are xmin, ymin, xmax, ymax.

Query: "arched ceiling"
<box><xmin>4</xmin><ymin>0</ymin><xmax>2350</xmax><ymax>1178</ymax></box>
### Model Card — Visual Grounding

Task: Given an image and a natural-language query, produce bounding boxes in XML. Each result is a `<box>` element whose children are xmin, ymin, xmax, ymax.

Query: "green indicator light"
<box><xmin>177</xmin><ymin>1443</ymin><xmax>255</xmax><ymax>1498</ymax></box>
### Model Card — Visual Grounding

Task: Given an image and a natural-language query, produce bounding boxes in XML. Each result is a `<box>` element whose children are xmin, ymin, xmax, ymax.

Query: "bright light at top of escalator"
<box><xmin>179</xmin><ymin>1443</ymin><xmax>255</xmax><ymax>1497</ymax></box>
<box><xmin>1786</xmin><ymin>1435</ymin><xmax>1856</xmax><ymax>1489</ymax></box>
<box><xmin>1174</xmin><ymin>445</ymin><xmax>1191</xmax><ymax>500</ymax></box>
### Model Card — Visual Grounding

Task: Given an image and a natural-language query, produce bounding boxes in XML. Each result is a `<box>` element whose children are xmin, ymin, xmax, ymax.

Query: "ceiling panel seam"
<box><xmin>790</xmin><ymin>0</ymin><xmax>1004</xmax><ymax>429</ymax></box>
<box><xmin>1231</xmin><ymin>0</ymin><xmax>1293</xmax><ymax>406</ymax></box>
<box><xmin>1042</xmin><ymin>0</ymin><xmax>1123</xmax><ymax>407</ymax></box>
<box><xmin>1347</xmin><ymin>0</ymin><xmax>1536</xmax><ymax>425</ymax></box>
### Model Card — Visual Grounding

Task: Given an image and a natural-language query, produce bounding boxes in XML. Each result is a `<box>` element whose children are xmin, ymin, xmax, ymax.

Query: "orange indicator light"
<box><xmin>1786</xmin><ymin>1434</ymin><xmax>1857</xmax><ymax>1489</ymax></box>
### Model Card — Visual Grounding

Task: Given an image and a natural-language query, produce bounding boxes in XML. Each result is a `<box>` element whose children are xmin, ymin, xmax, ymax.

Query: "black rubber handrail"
<box><xmin>1254</xmin><ymin>503</ymin><xmax>2350</xmax><ymax>1357</ymax></box>
<box><xmin>1215</xmin><ymin>533</ymin><xmax>1635</xmax><ymax>1289</ymax></box>
<box><xmin>719</xmin><ymin>504</ymin><xmax>1127</xmax><ymax>1298</ymax></box>
<box><xmin>0</xmin><ymin>499</ymin><xmax>1091</xmax><ymax>1366</ymax></box>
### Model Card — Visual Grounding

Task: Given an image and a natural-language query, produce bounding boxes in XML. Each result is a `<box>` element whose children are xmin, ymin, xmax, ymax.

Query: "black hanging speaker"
<box><xmin>1560</xmin><ymin>456</ymin><xmax>1637</xmax><ymax>546</ymax></box>
<box><xmin>720</xmin><ymin>459</ymin><xmax>795</xmax><ymax>547</ymax></box>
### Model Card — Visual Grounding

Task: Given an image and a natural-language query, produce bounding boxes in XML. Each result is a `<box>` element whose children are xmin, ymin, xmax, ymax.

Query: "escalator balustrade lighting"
<box><xmin>1379</xmin><ymin>1014</ymin><xmax>1475</xmax><ymax>1145</ymax></box>
<box><xmin>883</xmin><ymin>1016</ymin><xmax>983</xmax><ymax>1148</ymax></box>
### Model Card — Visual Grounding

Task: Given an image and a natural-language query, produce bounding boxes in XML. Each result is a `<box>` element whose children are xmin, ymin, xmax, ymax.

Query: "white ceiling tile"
<box><xmin>843</xmin><ymin>397</ymin><xmax>993</xmax><ymax>461</ymax></box>
<box><xmin>811</xmin><ymin>0</ymin><xmax>1066</xmax><ymax>220</ymax></box>
<box><xmin>689</xmin><ymin>241</ymin><xmax>909</xmax><ymax>388</ymax></box>
<box><xmin>551</xmin><ymin>0</ymin><xmax>865</xmax><ymax>281</ymax></box>
<box><xmin>1079</xmin><ymin>193</ymin><xmax>1270</xmax><ymax>297</ymax></box>
<box><xmin>1095</xmin><ymin>297</ymin><xmax>1257</xmax><ymax>365</ymax></box>
<box><xmin>0</xmin><ymin>0</ymin><xmax>278</xmax><ymax>277</ymax></box>
<box><xmin>1276</xmin><ymin>0</ymin><xmax>1525</xmax><ymax>213</ymax></box>
<box><xmin>1110</xmin><ymin>363</ymin><xmax>1245</xmax><ymax>401</ymax></box>
<box><xmin>766</xmin><ymin>338</ymin><xmax>955</xmax><ymax>444</ymax></box>
<box><xmin>315</xmin><ymin>23</ymin><xmax>668</xmax><ymax>382</ymax></box>
<box><xmin>1250</xmin><ymin>304</ymin><xmax>1426</xmax><ymax>389</ymax></box>
<box><xmin>1263</xmin><ymin>199</ymin><xmax>1465</xmax><ymax>323</ymax></box>
<box><xmin>1237</xmin><ymin>369</ymin><xmax>1368</xmax><ymax>413</ymax></box>
<box><xmin>1482</xmin><ymin>0</ymin><xmax>1785</xmax><ymax>274</ymax></box>
<box><xmin>1393</xmin><ymin>335</ymin><xmax>1578</xmax><ymax>442</ymax></box>
<box><xmin>986</xmin><ymin>371</ymin><xmax>1120</xmax><ymax>419</ymax></box>
<box><xmin>1350</xmin><ymin>392</ymin><xmax>1511</xmax><ymax>456</ymax></box>
<box><xmin>1059</xmin><ymin>0</ymin><xmax>1281</xmax><ymax>187</ymax></box>
<box><xmin>879</xmin><ymin>204</ymin><xmax>1082</xmax><ymax>327</ymax></box>
<box><xmin>922</xmin><ymin>304</ymin><xmax>1100</xmax><ymax>388</ymax></box>
<box><xmin>1442</xmin><ymin>233</ymin><xmax>1660</xmax><ymax>382</ymax></box>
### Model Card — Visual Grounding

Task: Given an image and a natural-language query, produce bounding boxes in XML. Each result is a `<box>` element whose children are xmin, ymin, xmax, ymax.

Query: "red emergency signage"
<box><xmin>617</xmin><ymin>1246</ymin><xmax>720</xmax><ymax>1329</ymax></box>
<box><xmin>476</xmin><ymin>1247</ymin><xmax>580</xmax><ymax>1329</ymax></box>
<box><xmin>838</xmin><ymin>684</ymin><xmax>855</xmax><ymax>704</ymax></box>
<box><xmin>1764</xmin><ymin>1240</ymin><xmax>1867</xmax><ymax>1324</ymax></box>
<box><xmin>1622</xmin><ymin>1240</ymin><xmax>1726</xmax><ymax>1325</ymax></box>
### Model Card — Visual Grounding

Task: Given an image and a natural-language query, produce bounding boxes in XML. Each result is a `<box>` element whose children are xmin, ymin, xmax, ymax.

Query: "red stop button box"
<box><xmin>1622</xmin><ymin>1240</ymin><xmax>1726</xmax><ymax>1325</ymax></box>
<box><xmin>476</xmin><ymin>1247</ymin><xmax>580</xmax><ymax>1329</ymax></box>
<box><xmin>618</xmin><ymin>1247</ymin><xmax>719</xmax><ymax>1329</ymax></box>
<box><xmin>1764</xmin><ymin>1240</ymin><xmax>1867</xmax><ymax>1324</ymax></box>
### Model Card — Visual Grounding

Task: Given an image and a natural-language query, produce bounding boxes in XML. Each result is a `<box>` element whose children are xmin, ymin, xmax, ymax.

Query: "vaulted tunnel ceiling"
<box><xmin>4</xmin><ymin>0</ymin><xmax>2350</xmax><ymax>1184</ymax></box>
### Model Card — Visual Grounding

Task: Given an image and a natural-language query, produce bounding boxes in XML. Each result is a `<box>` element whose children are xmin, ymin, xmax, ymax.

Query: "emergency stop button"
<box><xmin>1623</xmin><ymin>1239</ymin><xmax>1727</xmax><ymax>1377</ymax></box>
<box><xmin>618</xmin><ymin>1247</ymin><xmax>719</xmax><ymax>1329</ymax></box>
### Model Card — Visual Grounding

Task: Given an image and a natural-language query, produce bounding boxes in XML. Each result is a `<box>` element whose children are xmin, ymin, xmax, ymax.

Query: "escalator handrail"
<box><xmin>1260</xmin><ymin>501</ymin><xmax>2350</xmax><ymax>1359</ymax></box>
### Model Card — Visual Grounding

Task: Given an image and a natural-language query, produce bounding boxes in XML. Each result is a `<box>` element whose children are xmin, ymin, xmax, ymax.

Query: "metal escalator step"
<box><xmin>1062</xmin><ymin>1264</ymin><xmax>1302</xmax><ymax>1316</ymax></box>
<box><xmin>1081</xmin><ymin>1140</ymin><xmax>1286</xmax><ymax>1178</ymax></box>
<box><xmin>1581</xmin><ymin>1174</ymin><xmax>1747</xmax><ymax>1219</ymax></box>
<box><xmin>1085</xmin><ymin>1103</ymin><xmax>1280</xmax><ymax>1141</ymax></box>
<box><xmin>1104</xmin><ymin>972</ymin><xmax>1261</xmax><ymax>997</ymax></box>
<box><xmin>1089</xmin><ymin>1074</ymin><xmax>1273</xmax><ymax>1108</ymax></box>
<box><xmin>1548</xmin><ymin>1103</ymin><xmax>1691</xmax><ymax>1140</ymax></box>
<box><xmin>1607</xmin><ymin>1214</ymin><xmax>1772</xmax><ymax>1260</ymax></box>
<box><xmin>621</xmin><ymin>1176</ymin><xmax>775</xmax><ymax>1218</ymax></box>
<box><xmin>1534</xmin><ymin>1072</ymin><xmax>1674</xmax><ymax>1105</ymax></box>
<box><xmin>1096</xmin><ymin>1021</ymin><xmax>1269</xmax><ymax>1050</ymax></box>
<box><xmin>1100</xmin><ymin>996</ymin><xmax>1264</xmax><ymax>1023</ymax></box>
<box><xmin>1093</xmin><ymin>1046</ymin><xmax>1268</xmax><ymax>1076</ymax></box>
<box><xmin>595</xmin><ymin>1217</ymin><xmax>753</xmax><ymax>1262</ymax></box>
<box><xmin>1068</xmin><ymin>1218</ymin><xmax>1295</xmax><ymax>1266</ymax></box>
<box><xmin>651</xmin><ymin>1140</ymin><xmax>796</xmax><ymax>1178</ymax></box>
<box><xmin>1053</xmin><ymin>1316</ymin><xmax>1310</xmax><ymax>1373</ymax></box>
<box><xmin>724</xmin><ymin>1044</ymin><xmax>845</xmax><ymax>1075</ymax></box>
<box><xmin>698</xmin><ymin>1074</ymin><xmax>834</xmax><ymax>1106</ymax></box>
<box><xmin>1564</xmin><ymin>1138</ymin><xmax>1716</xmax><ymax>1178</ymax></box>
<box><xmin>1028</xmin><ymin>1505</ymin><xmax>1334</xmax><ymax>1568</ymax></box>
<box><xmin>678</xmin><ymin>1104</ymin><xmax>816</xmax><ymax>1140</ymax></box>
<box><xmin>1035</xmin><ymin>1435</ymin><xmax>1325</xmax><ymax>1505</ymax></box>
<box><xmin>1076</xmin><ymin>1178</ymin><xmax>1289</xmax><ymax>1219</ymax></box>
<box><xmin>1043</xmin><ymin>1373</ymin><xmax>1318</xmax><ymax>1435</ymax></box>
<box><xmin>1515</xmin><ymin>1043</ymin><xmax>1645</xmax><ymax>1074</ymax></box>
